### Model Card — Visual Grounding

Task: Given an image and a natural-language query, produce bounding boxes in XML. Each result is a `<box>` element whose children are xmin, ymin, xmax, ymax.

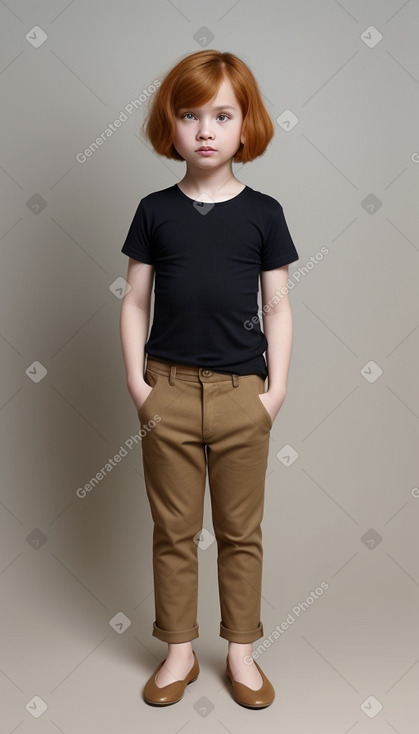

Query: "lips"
<box><xmin>196</xmin><ymin>146</ymin><xmax>216</xmax><ymax>151</ymax></box>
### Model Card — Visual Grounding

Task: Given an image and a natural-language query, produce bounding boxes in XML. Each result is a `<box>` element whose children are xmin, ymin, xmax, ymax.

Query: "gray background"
<box><xmin>1</xmin><ymin>0</ymin><xmax>418</xmax><ymax>732</ymax></box>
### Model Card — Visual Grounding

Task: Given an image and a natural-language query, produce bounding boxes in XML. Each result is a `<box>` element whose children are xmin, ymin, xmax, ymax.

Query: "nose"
<box><xmin>197</xmin><ymin>118</ymin><xmax>214</xmax><ymax>140</ymax></box>
<box><xmin>198</xmin><ymin>131</ymin><xmax>214</xmax><ymax>141</ymax></box>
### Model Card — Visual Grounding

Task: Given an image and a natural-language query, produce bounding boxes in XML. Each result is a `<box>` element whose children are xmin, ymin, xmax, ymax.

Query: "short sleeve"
<box><xmin>121</xmin><ymin>200</ymin><xmax>154</xmax><ymax>264</ymax></box>
<box><xmin>260</xmin><ymin>203</ymin><xmax>299</xmax><ymax>270</ymax></box>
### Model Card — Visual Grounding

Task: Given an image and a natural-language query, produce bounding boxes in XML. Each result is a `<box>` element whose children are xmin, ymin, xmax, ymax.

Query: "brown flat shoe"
<box><xmin>143</xmin><ymin>651</ymin><xmax>199</xmax><ymax>706</ymax></box>
<box><xmin>226</xmin><ymin>656</ymin><xmax>275</xmax><ymax>708</ymax></box>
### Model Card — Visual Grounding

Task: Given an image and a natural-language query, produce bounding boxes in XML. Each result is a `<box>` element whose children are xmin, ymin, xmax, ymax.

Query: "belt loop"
<box><xmin>232</xmin><ymin>373</ymin><xmax>239</xmax><ymax>388</ymax></box>
<box><xmin>169</xmin><ymin>365</ymin><xmax>176</xmax><ymax>386</ymax></box>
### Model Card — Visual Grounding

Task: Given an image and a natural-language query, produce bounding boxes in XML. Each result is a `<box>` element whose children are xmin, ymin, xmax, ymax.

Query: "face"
<box><xmin>172</xmin><ymin>77</ymin><xmax>245</xmax><ymax>168</ymax></box>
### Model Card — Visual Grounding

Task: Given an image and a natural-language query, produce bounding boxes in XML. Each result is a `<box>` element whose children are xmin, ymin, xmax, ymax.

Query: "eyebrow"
<box><xmin>178</xmin><ymin>105</ymin><xmax>236</xmax><ymax>111</ymax></box>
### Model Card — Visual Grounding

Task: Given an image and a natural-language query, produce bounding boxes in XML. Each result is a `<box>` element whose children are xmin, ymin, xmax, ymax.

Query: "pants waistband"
<box><xmin>145</xmin><ymin>356</ymin><xmax>240</xmax><ymax>386</ymax></box>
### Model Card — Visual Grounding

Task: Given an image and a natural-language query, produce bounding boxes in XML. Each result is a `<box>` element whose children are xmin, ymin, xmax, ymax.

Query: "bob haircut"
<box><xmin>142</xmin><ymin>50</ymin><xmax>274</xmax><ymax>164</ymax></box>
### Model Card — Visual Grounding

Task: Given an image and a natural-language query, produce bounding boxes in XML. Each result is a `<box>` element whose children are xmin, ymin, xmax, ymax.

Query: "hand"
<box><xmin>258</xmin><ymin>388</ymin><xmax>287</xmax><ymax>424</ymax></box>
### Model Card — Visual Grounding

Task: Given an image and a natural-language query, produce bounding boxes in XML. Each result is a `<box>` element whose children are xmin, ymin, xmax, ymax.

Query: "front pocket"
<box><xmin>255</xmin><ymin>393</ymin><xmax>273</xmax><ymax>429</ymax></box>
<box><xmin>137</xmin><ymin>371</ymin><xmax>161</xmax><ymax>416</ymax></box>
<box><xmin>236</xmin><ymin>375</ymin><xmax>273</xmax><ymax>431</ymax></box>
<box><xmin>249</xmin><ymin>375</ymin><xmax>273</xmax><ymax>430</ymax></box>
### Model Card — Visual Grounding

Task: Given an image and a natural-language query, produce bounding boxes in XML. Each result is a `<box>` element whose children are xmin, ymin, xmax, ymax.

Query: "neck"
<box><xmin>179</xmin><ymin>165</ymin><xmax>240</xmax><ymax>198</ymax></box>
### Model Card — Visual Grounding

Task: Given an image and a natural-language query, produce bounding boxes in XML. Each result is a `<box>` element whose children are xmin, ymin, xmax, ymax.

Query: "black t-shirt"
<box><xmin>121</xmin><ymin>183</ymin><xmax>299</xmax><ymax>379</ymax></box>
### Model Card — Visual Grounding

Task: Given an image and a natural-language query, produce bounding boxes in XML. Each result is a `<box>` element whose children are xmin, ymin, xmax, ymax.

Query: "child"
<box><xmin>120</xmin><ymin>49</ymin><xmax>299</xmax><ymax>708</ymax></box>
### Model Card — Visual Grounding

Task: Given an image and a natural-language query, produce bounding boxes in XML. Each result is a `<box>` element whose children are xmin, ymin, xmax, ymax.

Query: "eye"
<box><xmin>179</xmin><ymin>112</ymin><xmax>231</xmax><ymax>121</ymax></box>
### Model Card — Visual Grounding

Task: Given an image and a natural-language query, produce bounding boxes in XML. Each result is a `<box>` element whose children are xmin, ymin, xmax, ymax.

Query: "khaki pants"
<box><xmin>138</xmin><ymin>356</ymin><xmax>272</xmax><ymax>644</ymax></box>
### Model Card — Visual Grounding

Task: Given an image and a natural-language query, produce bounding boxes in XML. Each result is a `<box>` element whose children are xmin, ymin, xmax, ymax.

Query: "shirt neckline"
<box><xmin>174</xmin><ymin>183</ymin><xmax>249</xmax><ymax>206</ymax></box>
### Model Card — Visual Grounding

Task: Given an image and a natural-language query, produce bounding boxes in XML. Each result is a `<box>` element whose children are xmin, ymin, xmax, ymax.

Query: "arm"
<box><xmin>119</xmin><ymin>257</ymin><xmax>155</xmax><ymax>411</ymax></box>
<box><xmin>258</xmin><ymin>264</ymin><xmax>294</xmax><ymax>422</ymax></box>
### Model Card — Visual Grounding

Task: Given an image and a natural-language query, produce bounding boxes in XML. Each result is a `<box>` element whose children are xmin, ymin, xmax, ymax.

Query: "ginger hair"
<box><xmin>142</xmin><ymin>49</ymin><xmax>274</xmax><ymax>163</ymax></box>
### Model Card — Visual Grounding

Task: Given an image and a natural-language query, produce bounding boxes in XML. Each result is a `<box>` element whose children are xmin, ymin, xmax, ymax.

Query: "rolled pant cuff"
<box><xmin>219</xmin><ymin>621</ymin><xmax>264</xmax><ymax>643</ymax></box>
<box><xmin>152</xmin><ymin>621</ymin><xmax>199</xmax><ymax>643</ymax></box>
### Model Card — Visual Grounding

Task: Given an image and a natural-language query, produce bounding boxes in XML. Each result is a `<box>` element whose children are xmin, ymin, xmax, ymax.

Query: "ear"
<box><xmin>240</xmin><ymin>133</ymin><xmax>245</xmax><ymax>145</ymax></box>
